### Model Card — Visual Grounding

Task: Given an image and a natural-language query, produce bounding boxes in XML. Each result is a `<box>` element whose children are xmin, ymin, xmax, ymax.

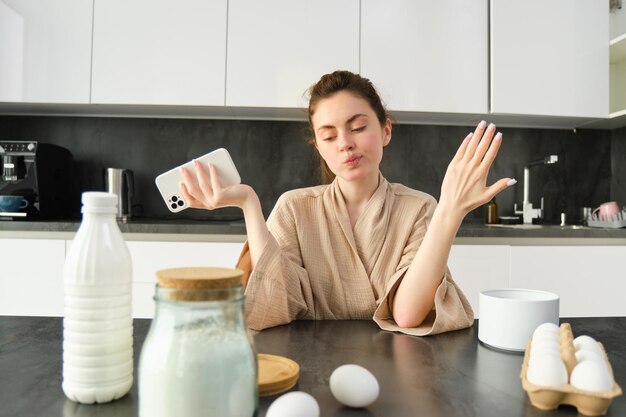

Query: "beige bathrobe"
<box><xmin>236</xmin><ymin>174</ymin><xmax>474</xmax><ymax>336</ymax></box>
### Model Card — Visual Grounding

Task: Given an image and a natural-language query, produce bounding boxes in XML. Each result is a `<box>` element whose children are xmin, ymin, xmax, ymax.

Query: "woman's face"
<box><xmin>311</xmin><ymin>91</ymin><xmax>391</xmax><ymax>184</ymax></box>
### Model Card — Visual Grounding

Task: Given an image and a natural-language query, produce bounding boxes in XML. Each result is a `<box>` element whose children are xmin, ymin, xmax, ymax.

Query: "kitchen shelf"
<box><xmin>610</xmin><ymin>33</ymin><xmax>626</xmax><ymax>63</ymax></box>
<box><xmin>609</xmin><ymin>33</ymin><xmax>626</xmax><ymax>119</ymax></box>
<box><xmin>610</xmin><ymin>32</ymin><xmax>626</xmax><ymax>128</ymax></box>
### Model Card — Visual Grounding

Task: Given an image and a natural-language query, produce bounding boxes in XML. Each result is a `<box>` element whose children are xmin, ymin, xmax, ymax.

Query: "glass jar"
<box><xmin>138</xmin><ymin>267</ymin><xmax>258</xmax><ymax>417</ymax></box>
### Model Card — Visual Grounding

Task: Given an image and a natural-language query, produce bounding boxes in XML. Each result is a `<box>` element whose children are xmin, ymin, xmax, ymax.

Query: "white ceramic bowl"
<box><xmin>478</xmin><ymin>288</ymin><xmax>559</xmax><ymax>352</ymax></box>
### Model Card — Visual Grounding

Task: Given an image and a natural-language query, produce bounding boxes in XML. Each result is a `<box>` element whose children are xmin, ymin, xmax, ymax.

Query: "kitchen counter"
<box><xmin>0</xmin><ymin>218</ymin><xmax>247</xmax><ymax>235</ymax></box>
<box><xmin>1</xmin><ymin>316</ymin><xmax>624</xmax><ymax>417</ymax></box>
<box><xmin>1</xmin><ymin>218</ymin><xmax>626</xmax><ymax>244</ymax></box>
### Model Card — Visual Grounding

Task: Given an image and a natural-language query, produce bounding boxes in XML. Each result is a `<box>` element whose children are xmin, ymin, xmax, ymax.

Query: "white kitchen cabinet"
<box><xmin>448</xmin><ymin>245</ymin><xmax>510</xmax><ymax>317</ymax></box>
<box><xmin>37</xmin><ymin>237</ymin><xmax>243</xmax><ymax>319</ymax></box>
<box><xmin>510</xmin><ymin>246</ymin><xmax>626</xmax><ymax>318</ymax></box>
<box><xmin>0</xmin><ymin>0</ymin><xmax>92</xmax><ymax>103</ymax></box>
<box><xmin>226</xmin><ymin>0</ymin><xmax>359</xmax><ymax>108</ymax></box>
<box><xmin>490</xmin><ymin>0</ymin><xmax>608</xmax><ymax>119</ymax></box>
<box><xmin>361</xmin><ymin>0</ymin><xmax>488</xmax><ymax>115</ymax></box>
<box><xmin>0</xmin><ymin>238</ymin><xmax>65</xmax><ymax>316</ymax></box>
<box><xmin>127</xmin><ymin>240</ymin><xmax>244</xmax><ymax>318</ymax></box>
<box><xmin>578</xmin><ymin>5</ymin><xmax>626</xmax><ymax>129</ymax></box>
<box><xmin>91</xmin><ymin>0</ymin><xmax>227</xmax><ymax>106</ymax></box>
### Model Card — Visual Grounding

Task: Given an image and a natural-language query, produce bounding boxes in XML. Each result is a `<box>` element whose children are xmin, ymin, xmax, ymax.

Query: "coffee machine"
<box><xmin>0</xmin><ymin>141</ymin><xmax>78</xmax><ymax>219</ymax></box>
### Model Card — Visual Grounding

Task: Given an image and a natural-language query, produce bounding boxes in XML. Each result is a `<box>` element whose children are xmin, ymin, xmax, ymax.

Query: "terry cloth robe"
<box><xmin>236</xmin><ymin>174</ymin><xmax>474</xmax><ymax>336</ymax></box>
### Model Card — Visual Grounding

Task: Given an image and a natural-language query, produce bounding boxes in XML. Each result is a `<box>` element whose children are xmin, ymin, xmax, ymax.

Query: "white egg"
<box><xmin>573</xmin><ymin>335</ymin><xmax>604</xmax><ymax>356</ymax></box>
<box><xmin>531</xmin><ymin>330</ymin><xmax>560</xmax><ymax>344</ymax></box>
<box><xmin>570</xmin><ymin>360</ymin><xmax>613</xmax><ymax>392</ymax></box>
<box><xmin>530</xmin><ymin>337</ymin><xmax>561</xmax><ymax>355</ymax></box>
<box><xmin>329</xmin><ymin>364</ymin><xmax>379</xmax><ymax>408</ymax></box>
<box><xmin>526</xmin><ymin>354</ymin><xmax>568</xmax><ymax>387</ymax></box>
<box><xmin>575</xmin><ymin>349</ymin><xmax>606</xmax><ymax>365</ymax></box>
<box><xmin>529</xmin><ymin>344</ymin><xmax>561</xmax><ymax>362</ymax></box>
<box><xmin>528</xmin><ymin>349</ymin><xmax>562</xmax><ymax>368</ymax></box>
<box><xmin>532</xmin><ymin>322</ymin><xmax>560</xmax><ymax>339</ymax></box>
<box><xmin>266</xmin><ymin>391</ymin><xmax>319</xmax><ymax>417</ymax></box>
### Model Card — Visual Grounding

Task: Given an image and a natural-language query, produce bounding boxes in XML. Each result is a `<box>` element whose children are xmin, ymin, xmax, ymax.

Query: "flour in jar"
<box><xmin>139</xmin><ymin>324</ymin><xmax>257</xmax><ymax>417</ymax></box>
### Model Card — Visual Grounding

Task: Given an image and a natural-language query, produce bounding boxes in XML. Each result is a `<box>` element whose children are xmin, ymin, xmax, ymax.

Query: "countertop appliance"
<box><xmin>105</xmin><ymin>168</ymin><xmax>134</xmax><ymax>222</ymax></box>
<box><xmin>0</xmin><ymin>140</ymin><xmax>77</xmax><ymax>220</ymax></box>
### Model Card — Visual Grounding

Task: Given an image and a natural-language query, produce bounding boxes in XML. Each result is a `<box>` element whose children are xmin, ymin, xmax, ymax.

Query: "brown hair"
<box><xmin>306</xmin><ymin>70</ymin><xmax>390</xmax><ymax>184</ymax></box>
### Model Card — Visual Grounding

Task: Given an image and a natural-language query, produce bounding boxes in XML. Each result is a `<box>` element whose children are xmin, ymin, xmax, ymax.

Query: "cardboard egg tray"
<box><xmin>520</xmin><ymin>323</ymin><xmax>622</xmax><ymax>416</ymax></box>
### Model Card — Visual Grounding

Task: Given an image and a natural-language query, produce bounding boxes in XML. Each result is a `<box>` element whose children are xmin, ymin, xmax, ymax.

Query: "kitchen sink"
<box><xmin>487</xmin><ymin>224</ymin><xmax>543</xmax><ymax>230</ymax></box>
<box><xmin>486</xmin><ymin>224</ymin><xmax>588</xmax><ymax>230</ymax></box>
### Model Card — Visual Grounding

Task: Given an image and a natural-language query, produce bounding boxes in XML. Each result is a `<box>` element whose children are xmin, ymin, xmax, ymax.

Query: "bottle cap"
<box><xmin>81</xmin><ymin>192</ymin><xmax>118</xmax><ymax>213</ymax></box>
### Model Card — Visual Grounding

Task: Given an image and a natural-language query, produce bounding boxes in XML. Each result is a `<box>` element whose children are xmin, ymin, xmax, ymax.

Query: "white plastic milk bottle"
<box><xmin>63</xmin><ymin>192</ymin><xmax>133</xmax><ymax>403</ymax></box>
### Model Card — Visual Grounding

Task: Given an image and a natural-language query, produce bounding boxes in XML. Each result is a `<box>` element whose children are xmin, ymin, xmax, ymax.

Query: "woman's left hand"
<box><xmin>180</xmin><ymin>160</ymin><xmax>254</xmax><ymax>211</ymax></box>
<box><xmin>438</xmin><ymin>121</ymin><xmax>515</xmax><ymax>220</ymax></box>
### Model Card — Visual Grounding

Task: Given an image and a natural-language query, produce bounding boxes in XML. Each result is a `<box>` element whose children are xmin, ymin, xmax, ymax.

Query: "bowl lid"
<box><xmin>258</xmin><ymin>353</ymin><xmax>300</xmax><ymax>397</ymax></box>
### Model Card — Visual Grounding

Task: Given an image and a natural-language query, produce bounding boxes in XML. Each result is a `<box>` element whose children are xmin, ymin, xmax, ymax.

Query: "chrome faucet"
<box><xmin>514</xmin><ymin>155</ymin><xmax>558</xmax><ymax>224</ymax></box>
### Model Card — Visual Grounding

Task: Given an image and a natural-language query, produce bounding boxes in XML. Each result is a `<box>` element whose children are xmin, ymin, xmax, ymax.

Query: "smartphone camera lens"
<box><xmin>170</xmin><ymin>203</ymin><xmax>177</xmax><ymax>210</ymax></box>
<box><xmin>177</xmin><ymin>200</ymin><xmax>184</xmax><ymax>207</ymax></box>
<box><xmin>171</xmin><ymin>196</ymin><xmax>178</xmax><ymax>202</ymax></box>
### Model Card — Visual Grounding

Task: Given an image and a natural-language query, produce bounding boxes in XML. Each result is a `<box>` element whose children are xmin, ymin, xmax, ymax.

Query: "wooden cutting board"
<box><xmin>257</xmin><ymin>353</ymin><xmax>300</xmax><ymax>397</ymax></box>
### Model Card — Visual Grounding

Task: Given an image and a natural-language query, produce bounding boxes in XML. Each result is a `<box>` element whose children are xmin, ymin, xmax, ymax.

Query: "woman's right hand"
<box><xmin>180</xmin><ymin>160</ymin><xmax>255</xmax><ymax>211</ymax></box>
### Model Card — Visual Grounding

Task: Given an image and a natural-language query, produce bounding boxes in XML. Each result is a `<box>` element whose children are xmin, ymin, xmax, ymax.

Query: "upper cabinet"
<box><xmin>0</xmin><ymin>1</ymin><xmax>615</xmax><ymax>128</ymax></box>
<box><xmin>491</xmin><ymin>0</ymin><xmax>608</xmax><ymax>120</ymax></box>
<box><xmin>91</xmin><ymin>0</ymin><xmax>227</xmax><ymax>106</ymax></box>
<box><xmin>361</xmin><ymin>0</ymin><xmax>488</xmax><ymax>116</ymax></box>
<box><xmin>226</xmin><ymin>0</ymin><xmax>359</xmax><ymax>108</ymax></box>
<box><xmin>0</xmin><ymin>0</ymin><xmax>92</xmax><ymax>104</ymax></box>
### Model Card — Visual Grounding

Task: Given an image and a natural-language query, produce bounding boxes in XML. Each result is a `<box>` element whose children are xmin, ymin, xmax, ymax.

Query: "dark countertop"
<box><xmin>1</xmin><ymin>316</ymin><xmax>624</xmax><ymax>417</ymax></box>
<box><xmin>1</xmin><ymin>218</ymin><xmax>626</xmax><ymax>239</ymax></box>
<box><xmin>0</xmin><ymin>218</ymin><xmax>248</xmax><ymax>236</ymax></box>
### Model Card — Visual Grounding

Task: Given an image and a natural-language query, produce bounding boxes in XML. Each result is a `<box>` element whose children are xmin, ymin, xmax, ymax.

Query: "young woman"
<box><xmin>180</xmin><ymin>71</ymin><xmax>516</xmax><ymax>335</ymax></box>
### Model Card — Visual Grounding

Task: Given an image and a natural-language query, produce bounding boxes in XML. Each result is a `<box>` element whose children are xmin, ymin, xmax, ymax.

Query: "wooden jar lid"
<box><xmin>257</xmin><ymin>353</ymin><xmax>300</xmax><ymax>397</ymax></box>
<box><xmin>156</xmin><ymin>267</ymin><xmax>244</xmax><ymax>289</ymax></box>
<box><xmin>156</xmin><ymin>267</ymin><xmax>244</xmax><ymax>301</ymax></box>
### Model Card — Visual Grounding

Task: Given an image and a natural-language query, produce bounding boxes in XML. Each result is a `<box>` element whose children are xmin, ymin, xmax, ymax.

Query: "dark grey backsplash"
<box><xmin>0</xmin><ymin>115</ymin><xmax>623</xmax><ymax>224</ymax></box>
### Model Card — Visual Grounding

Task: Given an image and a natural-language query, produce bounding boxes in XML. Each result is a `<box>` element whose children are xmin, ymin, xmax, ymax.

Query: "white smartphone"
<box><xmin>155</xmin><ymin>148</ymin><xmax>241</xmax><ymax>213</ymax></box>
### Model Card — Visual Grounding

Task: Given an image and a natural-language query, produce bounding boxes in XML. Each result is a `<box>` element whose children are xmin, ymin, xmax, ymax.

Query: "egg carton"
<box><xmin>520</xmin><ymin>323</ymin><xmax>622</xmax><ymax>416</ymax></box>
<box><xmin>586</xmin><ymin>209</ymin><xmax>626</xmax><ymax>229</ymax></box>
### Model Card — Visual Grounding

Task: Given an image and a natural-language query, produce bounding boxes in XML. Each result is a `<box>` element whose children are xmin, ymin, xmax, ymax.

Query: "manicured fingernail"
<box><xmin>479</xmin><ymin>120</ymin><xmax>487</xmax><ymax>127</ymax></box>
<box><xmin>488</xmin><ymin>123</ymin><xmax>495</xmax><ymax>129</ymax></box>
<box><xmin>495</xmin><ymin>132</ymin><xmax>502</xmax><ymax>140</ymax></box>
<box><xmin>507</xmin><ymin>179</ymin><xmax>517</xmax><ymax>186</ymax></box>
